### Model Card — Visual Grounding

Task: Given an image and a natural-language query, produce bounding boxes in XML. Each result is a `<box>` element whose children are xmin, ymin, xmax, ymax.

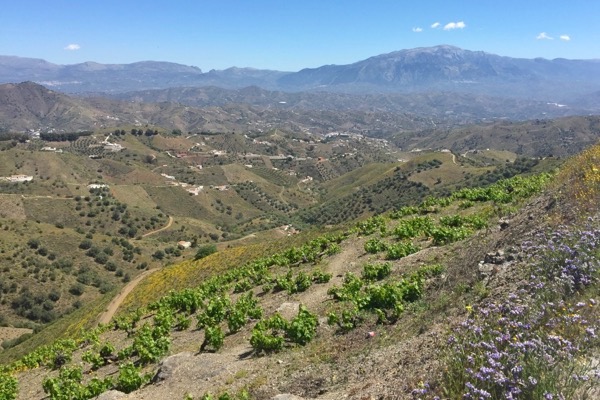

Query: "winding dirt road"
<box><xmin>97</xmin><ymin>216</ymin><xmax>173</xmax><ymax>324</ymax></box>
<box><xmin>98</xmin><ymin>268</ymin><xmax>159</xmax><ymax>325</ymax></box>
<box><xmin>142</xmin><ymin>215</ymin><xmax>174</xmax><ymax>238</ymax></box>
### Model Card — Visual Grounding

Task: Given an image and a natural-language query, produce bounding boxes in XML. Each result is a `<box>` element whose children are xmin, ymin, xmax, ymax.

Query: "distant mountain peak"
<box><xmin>0</xmin><ymin>46</ymin><xmax>600</xmax><ymax>100</ymax></box>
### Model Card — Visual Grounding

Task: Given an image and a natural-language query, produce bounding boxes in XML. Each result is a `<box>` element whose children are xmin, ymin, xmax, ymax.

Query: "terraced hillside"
<box><xmin>0</xmin><ymin>141</ymin><xmax>598</xmax><ymax>400</ymax></box>
<box><xmin>0</xmin><ymin>123</ymin><xmax>564</xmax><ymax>330</ymax></box>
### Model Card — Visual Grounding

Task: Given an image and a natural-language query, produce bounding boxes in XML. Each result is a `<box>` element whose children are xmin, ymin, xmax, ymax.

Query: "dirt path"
<box><xmin>98</xmin><ymin>268</ymin><xmax>159</xmax><ymax>325</ymax></box>
<box><xmin>278</xmin><ymin>186</ymin><xmax>286</xmax><ymax>203</ymax></box>
<box><xmin>18</xmin><ymin>195</ymin><xmax>72</xmax><ymax>200</ymax></box>
<box><xmin>301</xmin><ymin>237</ymin><xmax>366</xmax><ymax>311</ymax></box>
<box><xmin>142</xmin><ymin>215</ymin><xmax>174</xmax><ymax>237</ymax></box>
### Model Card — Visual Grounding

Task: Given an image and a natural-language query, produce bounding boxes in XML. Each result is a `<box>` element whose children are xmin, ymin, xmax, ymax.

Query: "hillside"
<box><xmin>0</xmin><ymin>124</ymin><xmax>520</xmax><ymax>328</ymax></box>
<box><xmin>0</xmin><ymin>82</ymin><xmax>437</xmax><ymax>134</ymax></box>
<box><xmin>277</xmin><ymin>45</ymin><xmax>600</xmax><ymax>100</ymax></box>
<box><xmin>393</xmin><ymin>115</ymin><xmax>600</xmax><ymax>158</ymax></box>
<box><xmin>0</xmin><ymin>141</ymin><xmax>598</xmax><ymax>400</ymax></box>
<box><xmin>0</xmin><ymin>104</ymin><xmax>586</xmax><ymax>331</ymax></box>
<box><xmin>1</xmin><ymin>82</ymin><xmax>598</xmax><ymax>155</ymax></box>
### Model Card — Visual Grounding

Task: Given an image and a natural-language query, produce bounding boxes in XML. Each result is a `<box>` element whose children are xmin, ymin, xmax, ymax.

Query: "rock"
<box><xmin>272</xmin><ymin>395</ymin><xmax>306</xmax><ymax>400</ymax></box>
<box><xmin>152</xmin><ymin>352</ymin><xmax>195</xmax><ymax>383</ymax></box>
<box><xmin>95</xmin><ymin>390</ymin><xmax>126</xmax><ymax>400</ymax></box>
<box><xmin>277</xmin><ymin>302</ymin><xmax>300</xmax><ymax>319</ymax></box>
<box><xmin>484</xmin><ymin>250</ymin><xmax>505</xmax><ymax>265</ymax></box>
<box><xmin>478</xmin><ymin>263</ymin><xmax>497</xmax><ymax>278</ymax></box>
<box><xmin>499</xmin><ymin>218</ymin><xmax>510</xmax><ymax>230</ymax></box>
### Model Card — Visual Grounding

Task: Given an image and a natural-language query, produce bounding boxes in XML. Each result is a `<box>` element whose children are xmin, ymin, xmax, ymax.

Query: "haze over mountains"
<box><xmin>1</xmin><ymin>45</ymin><xmax>600</xmax><ymax>103</ymax></box>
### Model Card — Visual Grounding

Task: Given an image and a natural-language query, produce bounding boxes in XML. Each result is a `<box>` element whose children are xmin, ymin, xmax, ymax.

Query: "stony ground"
<box><xmin>12</xmin><ymin>194</ymin><xmax>558</xmax><ymax>400</ymax></box>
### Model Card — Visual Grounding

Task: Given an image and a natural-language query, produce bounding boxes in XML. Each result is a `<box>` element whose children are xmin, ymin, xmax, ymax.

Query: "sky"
<box><xmin>1</xmin><ymin>1</ymin><xmax>598</xmax><ymax>71</ymax></box>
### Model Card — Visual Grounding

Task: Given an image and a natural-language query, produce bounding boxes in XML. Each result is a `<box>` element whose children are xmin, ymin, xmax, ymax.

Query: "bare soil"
<box><xmin>0</xmin><ymin>328</ymin><xmax>32</xmax><ymax>347</ymax></box>
<box><xmin>97</xmin><ymin>268</ymin><xmax>160</xmax><ymax>325</ymax></box>
<box><xmin>142</xmin><ymin>216</ymin><xmax>173</xmax><ymax>238</ymax></box>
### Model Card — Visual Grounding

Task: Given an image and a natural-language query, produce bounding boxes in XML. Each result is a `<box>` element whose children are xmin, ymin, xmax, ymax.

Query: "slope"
<box><xmin>1</xmin><ymin>142</ymin><xmax>598</xmax><ymax>399</ymax></box>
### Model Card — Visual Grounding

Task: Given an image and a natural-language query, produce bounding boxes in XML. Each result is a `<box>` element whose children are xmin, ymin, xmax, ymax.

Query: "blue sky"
<box><xmin>1</xmin><ymin>1</ymin><xmax>598</xmax><ymax>71</ymax></box>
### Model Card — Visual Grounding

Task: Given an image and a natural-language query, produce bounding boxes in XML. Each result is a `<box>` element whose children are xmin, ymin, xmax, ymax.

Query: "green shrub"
<box><xmin>386</xmin><ymin>242</ymin><xmax>419</xmax><ymax>260</ymax></box>
<box><xmin>201</xmin><ymin>325</ymin><xmax>224</xmax><ymax>352</ymax></box>
<box><xmin>362</xmin><ymin>262</ymin><xmax>392</xmax><ymax>281</ymax></box>
<box><xmin>116</xmin><ymin>362</ymin><xmax>148</xmax><ymax>394</ymax></box>
<box><xmin>42</xmin><ymin>366</ymin><xmax>87</xmax><ymax>400</ymax></box>
<box><xmin>0</xmin><ymin>372</ymin><xmax>18</xmax><ymax>400</ymax></box>
<box><xmin>286</xmin><ymin>306</ymin><xmax>318</xmax><ymax>345</ymax></box>
<box><xmin>364</xmin><ymin>238</ymin><xmax>388</xmax><ymax>254</ymax></box>
<box><xmin>195</xmin><ymin>244</ymin><xmax>217</xmax><ymax>260</ymax></box>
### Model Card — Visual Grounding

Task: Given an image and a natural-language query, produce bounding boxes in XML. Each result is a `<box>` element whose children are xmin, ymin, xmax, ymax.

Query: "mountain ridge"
<box><xmin>2</xmin><ymin>46</ymin><xmax>600</xmax><ymax>100</ymax></box>
<box><xmin>1</xmin><ymin>81</ymin><xmax>594</xmax><ymax>141</ymax></box>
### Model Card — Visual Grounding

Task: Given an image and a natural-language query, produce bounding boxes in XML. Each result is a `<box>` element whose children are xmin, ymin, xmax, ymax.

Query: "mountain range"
<box><xmin>2</xmin><ymin>46</ymin><xmax>600</xmax><ymax>103</ymax></box>
<box><xmin>0</xmin><ymin>81</ymin><xmax>591</xmax><ymax>137</ymax></box>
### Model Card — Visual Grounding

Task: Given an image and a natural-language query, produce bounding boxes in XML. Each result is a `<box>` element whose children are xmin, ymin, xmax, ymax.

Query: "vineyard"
<box><xmin>0</xmin><ymin>169</ymin><xmax>566</xmax><ymax>400</ymax></box>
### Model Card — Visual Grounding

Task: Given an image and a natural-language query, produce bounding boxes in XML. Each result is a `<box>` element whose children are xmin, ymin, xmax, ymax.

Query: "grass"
<box><xmin>119</xmin><ymin>242</ymin><xmax>274</xmax><ymax>313</ymax></box>
<box><xmin>111</xmin><ymin>185</ymin><xmax>157</xmax><ymax>210</ymax></box>
<box><xmin>1</xmin><ymin>129</ymin><xmax>591</xmax><ymax>398</ymax></box>
<box><xmin>555</xmin><ymin>142</ymin><xmax>600</xmax><ymax>218</ymax></box>
<box><xmin>119</xmin><ymin>227</ymin><xmax>331</xmax><ymax>314</ymax></box>
<box><xmin>22</xmin><ymin>198</ymin><xmax>79</xmax><ymax>227</ymax></box>
<box><xmin>0</xmin><ymin>194</ymin><xmax>27</xmax><ymax>219</ymax></box>
<box><xmin>151</xmin><ymin>135</ymin><xmax>195</xmax><ymax>151</ymax></box>
<box><xmin>322</xmin><ymin>162</ymin><xmax>396</xmax><ymax>201</ymax></box>
<box><xmin>144</xmin><ymin>185</ymin><xmax>210</xmax><ymax>220</ymax></box>
<box><xmin>221</xmin><ymin>164</ymin><xmax>267</xmax><ymax>185</ymax></box>
<box><xmin>407</xmin><ymin>153</ymin><xmax>474</xmax><ymax>187</ymax></box>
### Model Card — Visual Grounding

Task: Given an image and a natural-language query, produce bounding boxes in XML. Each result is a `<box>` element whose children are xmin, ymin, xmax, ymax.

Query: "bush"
<box><xmin>201</xmin><ymin>325</ymin><xmax>224</xmax><ymax>352</ymax></box>
<box><xmin>287</xmin><ymin>306</ymin><xmax>318</xmax><ymax>345</ymax></box>
<box><xmin>195</xmin><ymin>244</ymin><xmax>217</xmax><ymax>260</ymax></box>
<box><xmin>385</xmin><ymin>242</ymin><xmax>419</xmax><ymax>260</ymax></box>
<box><xmin>0</xmin><ymin>372</ymin><xmax>18</xmax><ymax>400</ymax></box>
<box><xmin>27</xmin><ymin>238</ymin><xmax>40</xmax><ymax>249</ymax></box>
<box><xmin>68</xmin><ymin>284</ymin><xmax>85</xmax><ymax>296</ymax></box>
<box><xmin>362</xmin><ymin>262</ymin><xmax>392</xmax><ymax>281</ymax></box>
<box><xmin>116</xmin><ymin>362</ymin><xmax>148</xmax><ymax>393</ymax></box>
<box><xmin>364</xmin><ymin>238</ymin><xmax>388</xmax><ymax>254</ymax></box>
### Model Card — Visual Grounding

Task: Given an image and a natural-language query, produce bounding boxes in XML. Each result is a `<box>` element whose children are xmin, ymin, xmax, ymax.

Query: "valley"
<box><xmin>0</xmin><ymin>44</ymin><xmax>598</xmax><ymax>400</ymax></box>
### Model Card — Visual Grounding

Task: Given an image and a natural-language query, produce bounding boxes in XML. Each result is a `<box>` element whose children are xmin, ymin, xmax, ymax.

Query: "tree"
<box><xmin>194</xmin><ymin>244</ymin><xmax>217</xmax><ymax>260</ymax></box>
<box><xmin>152</xmin><ymin>250</ymin><xmax>165</xmax><ymax>260</ymax></box>
<box><xmin>27</xmin><ymin>238</ymin><xmax>40</xmax><ymax>249</ymax></box>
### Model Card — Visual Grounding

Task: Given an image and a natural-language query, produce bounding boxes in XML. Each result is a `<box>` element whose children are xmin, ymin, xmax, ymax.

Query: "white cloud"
<box><xmin>64</xmin><ymin>44</ymin><xmax>81</xmax><ymax>51</ymax></box>
<box><xmin>443</xmin><ymin>21</ymin><xmax>466</xmax><ymax>30</ymax></box>
<box><xmin>560</xmin><ymin>34</ymin><xmax>571</xmax><ymax>41</ymax></box>
<box><xmin>536</xmin><ymin>32</ymin><xmax>553</xmax><ymax>40</ymax></box>
<box><xmin>431</xmin><ymin>22</ymin><xmax>440</xmax><ymax>29</ymax></box>
<box><xmin>412</xmin><ymin>27</ymin><xmax>423</xmax><ymax>33</ymax></box>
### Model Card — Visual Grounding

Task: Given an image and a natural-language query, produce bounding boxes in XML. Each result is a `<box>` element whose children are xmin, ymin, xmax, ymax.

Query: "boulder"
<box><xmin>95</xmin><ymin>390</ymin><xmax>126</xmax><ymax>400</ymax></box>
<box><xmin>153</xmin><ymin>352</ymin><xmax>195</xmax><ymax>383</ymax></box>
<box><xmin>272</xmin><ymin>395</ymin><xmax>306</xmax><ymax>400</ymax></box>
<box><xmin>277</xmin><ymin>302</ymin><xmax>300</xmax><ymax>319</ymax></box>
